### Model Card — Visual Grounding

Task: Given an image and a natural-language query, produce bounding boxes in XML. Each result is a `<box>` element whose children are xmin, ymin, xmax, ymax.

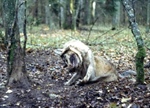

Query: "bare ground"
<box><xmin>0</xmin><ymin>49</ymin><xmax>150</xmax><ymax>108</ymax></box>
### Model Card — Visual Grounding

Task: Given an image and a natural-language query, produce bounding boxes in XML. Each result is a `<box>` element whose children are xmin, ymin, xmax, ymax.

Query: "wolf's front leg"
<box><xmin>64</xmin><ymin>73</ymin><xmax>80</xmax><ymax>86</ymax></box>
<box><xmin>77</xmin><ymin>64</ymin><xmax>95</xmax><ymax>84</ymax></box>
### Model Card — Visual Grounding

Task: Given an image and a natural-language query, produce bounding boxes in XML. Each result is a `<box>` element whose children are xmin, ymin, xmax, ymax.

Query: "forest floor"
<box><xmin>0</xmin><ymin>25</ymin><xmax>150</xmax><ymax>108</ymax></box>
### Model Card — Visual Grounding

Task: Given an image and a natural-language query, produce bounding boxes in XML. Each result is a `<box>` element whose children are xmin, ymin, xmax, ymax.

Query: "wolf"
<box><xmin>60</xmin><ymin>40</ymin><xmax>118</xmax><ymax>85</ymax></box>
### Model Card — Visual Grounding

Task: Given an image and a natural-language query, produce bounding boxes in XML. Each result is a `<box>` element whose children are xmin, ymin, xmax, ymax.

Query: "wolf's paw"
<box><xmin>76</xmin><ymin>79</ymin><xmax>85</xmax><ymax>86</ymax></box>
<box><xmin>64</xmin><ymin>82</ymin><xmax>71</xmax><ymax>86</ymax></box>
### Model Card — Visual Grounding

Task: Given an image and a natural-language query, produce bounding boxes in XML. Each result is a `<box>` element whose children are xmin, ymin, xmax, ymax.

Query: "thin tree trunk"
<box><xmin>112</xmin><ymin>0</ymin><xmax>120</xmax><ymax>30</ymax></box>
<box><xmin>60</xmin><ymin>0</ymin><xmax>72</xmax><ymax>29</ymax></box>
<box><xmin>122</xmin><ymin>0</ymin><xmax>146</xmax><ymax>84</ymax></box>
<box><xmin>83</xmin><ymin>0</ymin><xmax>92</xmax><ymax>25</ymax></box>
<box><xmin>91</xmin><ymin>0</ymin><xmax>96</xmax><ymax>23</ymax></box>
<box><xmin>71</xmin><ymin>0</ymin><xmax>80</xmax><ymax>30</ymax></box>
<box><xmin>59</xmin><ymin>0</ymin><xmax>66</xmax><ymax>28</ymax></box>
<box><xmin>146</xmin><ymin>0</ymin><xmax>150</xmax><ymax>33</ymax></box>
<box><xmin>70</xmin><ymin>0</ymin><xmax>75</xmax><ymax>30</ymax></box>
<box><xmin>33</xmin><ymin>0</ymin><xmax>39</xmax><ymax>25</ymax></box>
<box><xmin>45</xmin><ymin>1</ymin><xmax>53</xmax><ymax>29</ymax></box>
<box><xmin>45</xmin><ymin>2</ymin><xmax>50</xmax><ymax>25</ymax></box>
<box><xmin>39</xmin><ymin>0</ymin><xmax>45</xmax><ymax>23</ymax></box>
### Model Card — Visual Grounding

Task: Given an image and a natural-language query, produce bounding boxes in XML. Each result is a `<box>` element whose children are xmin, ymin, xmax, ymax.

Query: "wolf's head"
<box><xmin>60</xmin><ymin>48</ymin><xmax>82</xmax><ymax>72</ymax></box>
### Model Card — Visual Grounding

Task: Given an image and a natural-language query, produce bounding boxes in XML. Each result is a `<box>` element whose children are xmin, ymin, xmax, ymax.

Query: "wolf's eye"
<box><xmin>70</xmin><ymin>54</ymin><xmax>77</xmax><ymax>64</ymax></box>
<box><xmin>62</xmin><ymin>55</ymin><xmax>68</xmax><ymax>64</ymax></box>
<box><xmin>70</xmin><ymin>55</ymin><xmax>74</xmax><ymax>64</ymax></box>
<box><xmin>64</xmin><ymin>59</ymin><xmax>68</xmax><ymax>64</ymax></box>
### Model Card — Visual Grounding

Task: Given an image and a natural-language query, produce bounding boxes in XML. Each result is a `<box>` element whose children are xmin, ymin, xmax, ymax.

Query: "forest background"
<box><xmin>0</xmin><ymin>0</ymin><xmax>150</xmax><ymax>107</ymax></box>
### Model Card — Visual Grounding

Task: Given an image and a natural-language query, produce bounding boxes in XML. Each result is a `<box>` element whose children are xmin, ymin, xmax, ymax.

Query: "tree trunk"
<box><xmin>70</xmin><ymin>0</ymin><xmax>75</xmax><ymax>30</ymax></box>
<box><xmin>122</xmin><ymin>0</ymin><xmax>146</xmax><ymax>84</ymax></box>
<box><xmin>59</xmin><ymin>0</ymin><xmax>81</xmax><ymax>30</ymax></box>
<box><xmin>91</xmin><ymin>0</ymin><xmax>96</xmax><ymax>24</ymax></box>
<box><xmin>78</xmin><ymin>0</ymin><xmax>84</xmax><ymax>25</ymax></box>
<box><xmin>0</xmin><ymin>2</ymin><xmax>3</xmax><ymax>26</ymax></box>
<box><xmin>39</xmin><ymin>0</ymin><xmax>45</xmax><ymax>23</ymax></box>
<box><xmin>3</xmin><ymin>0</ymin><xmax>30</xmax><ymax>88</ymax></box>
<box><xmin>112</xmin><ymin>0</ymin><xmax>121</xmax><ymax>30</ymax></box>
<box><xmin>59</xmin><ymin>0</ymin><xmax>66</xmax><ymax>29</ymax></box>
<box><xmin>3</xmin><ymin>0</ymin><xmax>16</xmax><ymax>46</ymax></box>
<box><xmin>45</xmin><ymin>3</ymin><xmax>50</xmax><ymax>26</ymax></box>
<box><xmin>83</xmin><ymin>0</ymin><xmax>92</xmax><ymax>25</ymax></box>
<box><xmin>63</xmin><ymin>0</ymin><xmax>72</xmax><ymax>29</ymax></box>
<box><xmin>59</xmin><ymin>0</ymin><xmax>76</xmax><ymax>30</ymax></box>
<box><xmin>18</xmin><ymin>0</ymin><xmax>25</xmax><ymax>33</ymax></box>
<box><xmin>45</xmin><ymin>0</ymin><xmax>53</xmax><ymax>29</ymax></box>
<box><xmin>60</xmin><ymin>0</ymin><xmax>70</xmax><ymax>29</ymax></box>
<box><xmin>71</xmin><ymin>0</ymin><xmax>80</xmax><ymax>30</ymax></box>
<box><xmin>33</xmin><ymin>0</ymin><xmax>39</xmax><ymax>25</ymax></box>
<box><xmin>146</xmin><ymin>0</ymin><xmax>150</xmax><ymax>33</ymax></box>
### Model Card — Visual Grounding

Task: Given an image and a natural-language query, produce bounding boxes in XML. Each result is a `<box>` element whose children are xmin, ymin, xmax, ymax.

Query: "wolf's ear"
<box><xmin>60</xmin><ymin>47</ymin><xmax>70</xmax><ymax>58</ymax></box>
<box><xmin>70</xmin><ymin>54</ymin><xmax>80</xmax><ymax>68</ymax></box>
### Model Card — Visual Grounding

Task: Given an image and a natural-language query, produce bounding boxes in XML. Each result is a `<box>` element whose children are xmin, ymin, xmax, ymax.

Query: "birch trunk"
<box><xmin>91</xmin><ymin>1</ymin><xmax>96</xmax><ymax>23</ymax></box>
<box><xmin>122</xmin><ymin>0</ymin><xmax>146</xmax><ymax>84</ymax></box>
